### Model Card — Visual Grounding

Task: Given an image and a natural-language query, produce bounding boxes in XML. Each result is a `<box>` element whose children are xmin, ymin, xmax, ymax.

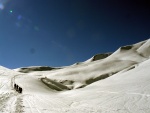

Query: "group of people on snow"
<box><xmin>14</xmin><ymin>84</ymin><xmax>22</xmax><ymax>93</ymax></box>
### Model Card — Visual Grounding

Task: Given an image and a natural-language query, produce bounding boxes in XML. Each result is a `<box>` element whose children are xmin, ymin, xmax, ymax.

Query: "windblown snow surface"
<box><xmin>0</xmin><ymin>39</ymin><xmax>150</xmax><ymax>113</ymax></box>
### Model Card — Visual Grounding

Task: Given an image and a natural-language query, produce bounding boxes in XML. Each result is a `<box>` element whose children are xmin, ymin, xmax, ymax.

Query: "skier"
<box><xmin>16</xmin><ymin>85</ymin><xmax>19</xmax><ymax>92</ymax></box>
<box><xmin>14</xmin><ymin>84</ymin><xmax>16</xmax><ymax>90</ymax></box>
<box><xmin>19</xmin><ymin>87</ymin><xmax>22</xmax><ymax>93</ymax></box>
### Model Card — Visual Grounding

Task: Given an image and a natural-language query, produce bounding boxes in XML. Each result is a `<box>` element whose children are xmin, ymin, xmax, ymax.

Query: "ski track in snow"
<box><xmin>98</xmin><ymin>90</ymin><xmax>150</xmax><ymax>97</ymax></box>
<box><xmin>1</xmin><ymin>73</ymin><xmax>150</xmax><ymax>113</ymax></box>
<box><xmin>95</xmin><ymin>91</ymin><xmax>150</xmax><ymax>113</ymax></box>
<box><xmin>24</xmin><ymin>95</ymin><xmax>42</xmax><ymax>113</ymax></box>
<box><xmin>23</xmin><ymin>94</ymin><xmax>74</xmax><ymax>113</ymax></box>
<box><xmin>0</xmin><ymin>73</ymin><xmax>24</xmax><ymax>113</ymax></box>
<box><xmin>0</xmin><ymin>73</ymin><xmax>150</xmax><ymax>113</ymax></box>
<box><xmin>0</xmin><ymin>92</ymin><xmax>19</xmax><ymax>113</ymax></box>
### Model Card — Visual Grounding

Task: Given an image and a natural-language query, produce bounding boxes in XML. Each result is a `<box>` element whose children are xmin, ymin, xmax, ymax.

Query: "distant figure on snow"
<box><xmin>14</xmin><ymin>84</ymin><xmax>23</xmax><ymax>93</ymax></box>
<box><xmin>16</xmin><ymin>85</ymin><xmax>19</xmax><ymax>91</ymax></box>
<box><xmin>19</xmin><ymin>87</ymin><xmax>22</xmax><ymax>93</ymax></box>
<box><xmin>14</xmin><ymin>84</ymin><xmax>16</xmax><ymax>90</ymax></box>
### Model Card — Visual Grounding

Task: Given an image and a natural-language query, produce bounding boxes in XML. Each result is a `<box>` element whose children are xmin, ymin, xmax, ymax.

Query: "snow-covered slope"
<box><xmin>107</xmin><ymin>39</ymin><xmax>149</xmax><ymax>62</ymax></box>
<box><xmin>81</xmin><ymin>52</ymin><xmax>112</xmax><ymax>63</ymax></box>
<box><xmin>137</xmin><ymin>39</ymin><xmax>150</xmax><ymax>58</ymax></box>
<box><xmin>0</xmin><ymin>39</ymin><xmax>150</xmax><ymax>113</ymax></box>
<box><xmin>22</xmin><ymin>39</ymin><xmax>150</xmax><ymax>89</ymax></box>
<box><xmin>60</xmin><ymin>58</ymin><xmax>150</xmax><ymax>113</ymax></box>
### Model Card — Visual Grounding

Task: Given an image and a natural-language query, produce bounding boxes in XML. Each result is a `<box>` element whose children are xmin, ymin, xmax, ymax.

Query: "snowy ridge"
<box><xmin>31</xmin><ymin>39</ymin><xmax>149</xmax><ymax>89</ymax></box>
<box><xmin>0</xmin><ymin>39</ymin><xmax>150</xmax><ymax>113</ymax></box>
<box><xmin>137</xmin><ymin>39</ymin><xmax>150</xmax><ymax>58</ymax></box>
<box><xmin>84</xmin><ymin>52</ymin><xmax>112</xmax><ymax>63</ymax></box>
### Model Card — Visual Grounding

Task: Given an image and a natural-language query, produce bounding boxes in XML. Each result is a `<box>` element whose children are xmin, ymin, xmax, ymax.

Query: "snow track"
<box><xmin>0</xmin><ymin>92</ymin><xmax>18</xmax><ymax>113</ymax></box>
<box><xmin>1</xmin><ymin>72</ymin><xmax>150</xmax><ymax>113</ymax></box>
<box><xmin>14</xmin><ymin>95</ymin><xmax>24</xmax><ymax>113</ymax></box>
<box><xmin>23</xmin><ymin>94</ymin><xmax>73</xmax><ymax>113</ymax></box>
<box><xmin>24</xmin><ymin>95</ymin><xmax>42</xmax><ymax>113</ymax></box>
<box><xmin>0</xmin><ymin>72</ymin><xmax>24</xmax><ymax>113</ymax></box>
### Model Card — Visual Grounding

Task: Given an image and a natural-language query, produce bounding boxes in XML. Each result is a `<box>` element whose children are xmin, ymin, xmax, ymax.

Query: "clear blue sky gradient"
<box><xmin>0</xmin><ymin>0</ymin><xmax>150</xmax><ymax>68</ymax></box>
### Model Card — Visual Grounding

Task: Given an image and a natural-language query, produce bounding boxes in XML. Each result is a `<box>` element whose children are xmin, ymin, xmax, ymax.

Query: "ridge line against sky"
<box><xmin>0</xmin><ymin>0</ymin><xmax>150</xmax><ymax>68</ymax></box>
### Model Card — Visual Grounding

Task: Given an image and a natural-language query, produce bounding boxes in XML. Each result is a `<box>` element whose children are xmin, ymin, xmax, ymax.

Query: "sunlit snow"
<box><xmin>0</xmin><ymin>39</ymin><xmax>150</xmax><ymax>113</ymax></box>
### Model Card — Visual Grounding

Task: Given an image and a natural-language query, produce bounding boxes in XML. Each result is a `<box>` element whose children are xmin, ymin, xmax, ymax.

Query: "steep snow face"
<box><xmin>106</xmin><ymin>39</ymin><xmax>148</xmax><ymax>62</ymax></box>
<box><xmin>137</xmin><ymin>39</ymin><xmax>150</xmax><ymax>58</ymax></box>
<box><xmin>39</xmin><ymin>39</ymin><xmax>150</xmax><ymax>89</ymax></box>
<box><xmin>86</xmin><ymin>58</ymin><xmax>150</xmax><ymax>92</ymax></box>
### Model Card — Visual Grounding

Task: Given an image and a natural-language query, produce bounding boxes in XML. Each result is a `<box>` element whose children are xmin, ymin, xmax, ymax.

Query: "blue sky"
<box><xmin>0</xmin><ymin>0</ymin><xmax>150</xmax><ymax>69</ymax></box>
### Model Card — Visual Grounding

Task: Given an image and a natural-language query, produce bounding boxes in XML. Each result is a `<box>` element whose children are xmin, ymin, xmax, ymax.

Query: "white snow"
<box><xmin>0</xmin><ymin>39</ymin><xmax>150</xmax><ymax>113</ymax></box>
